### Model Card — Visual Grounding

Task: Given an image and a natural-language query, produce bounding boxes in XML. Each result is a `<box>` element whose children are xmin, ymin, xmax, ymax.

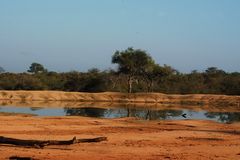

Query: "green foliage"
<box><xmin>81</xmin><ymin>69</ymin><xmax>107</xmax><ymax>92</ymax></box>
<box><xmin>37</xmin><ymin>72</ymin><xmax>65</xmax><ymax>90</ymax></box>
<box><xmin>62</xmin><ymin>70</ymin><xmax>108</xmax><ymax>92</ymax></box>
<box><xmin>112</xmin><ymin>47</ymin><xmax>155</xmax><ymax>93</ymax></box>
<box><xmin>142</xmin><ymin>64</ymin><xmax>176</xmax><ymax>92</ymax></box>
<box><xmin>0</xmin><ymin>57</ymin><xmax>239</xmax><ymax>95</ymax></box>
<box><xmin>112</xmin><ymin>47</ymin><xmax>154</xmax><ymax>75</ymax></box>
<box><xmin>220</xmin><ymin>73</ymin><xmax>240</xmax><ymax>95</ymax></box>
<box><xmin>0</xmin><ymin>73</ymin><xmax>45</xmax><ymax>90</ymax></box>
<box><xmin>28</xmin><ymin>63</ymin><xmax>47</xmax><ymax>74</ymax></box>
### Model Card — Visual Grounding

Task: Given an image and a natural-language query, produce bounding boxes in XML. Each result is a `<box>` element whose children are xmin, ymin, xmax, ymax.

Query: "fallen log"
<box><xmin>9</xmin><ymin>156</ymin><xmax>33</xmax><ymax>160</ymax></box>
<box><xmin>0</xmin><ymin>136</ymin><xmax>107</xmax><ymax>148</ymax></box>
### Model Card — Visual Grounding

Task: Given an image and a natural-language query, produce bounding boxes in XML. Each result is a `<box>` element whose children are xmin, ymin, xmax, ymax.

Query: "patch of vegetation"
<box><xmin>0</xmin><ymin>48</ymin><xmax>239</xmax><ymax>95</ymax></box>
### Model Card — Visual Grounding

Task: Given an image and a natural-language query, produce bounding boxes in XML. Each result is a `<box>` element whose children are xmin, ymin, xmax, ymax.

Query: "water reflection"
<box><xmin>65</xmin><ymin>107</ymin><xmax>106</xmax><ymax>117</ymax></box>
<box><xmin>205</xmin><ymin>112</ymin><xmax>240</xmax><ymax>123</ymax></box>
<box><xmin>64</xmin><ymin>107</ymin><xmax>184</xmax><ymax>120</ymax></box>
<box><xmin>0</xmin><ymin>105</ymin><xmax>240</xmax><ymax>123</ymax></box>
<box><xmin>30</xmin><ymin>107</ymin><xmax>43</xmax><ymax>111</ymax></box>
<box><xmin>64</xmin><ymin>107</ymin><xmax>240</xmax><ymax>123</ymax></box>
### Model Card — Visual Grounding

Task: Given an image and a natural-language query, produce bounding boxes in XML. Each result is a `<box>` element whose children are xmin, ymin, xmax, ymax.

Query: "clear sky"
<box><xmin>0</xmin><ymin>0</ymin><xmax>240</xmax><ymax>73</ymax></box>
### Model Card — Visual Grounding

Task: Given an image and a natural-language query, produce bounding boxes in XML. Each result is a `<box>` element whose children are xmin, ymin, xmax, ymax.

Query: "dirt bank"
<box><xmin>0</xmin><ymin>90</ymin><xmax>240</xmax><ymax>106</ymax></box>
<box><xmin>0</xmin><ymin>115</ymin><xmax>239</xmax><ymax>160</ymax></box>
<box><xmin>1</xmin><ymin>100</ymin><xmax>240</xmax><ymax>113</ymax></box>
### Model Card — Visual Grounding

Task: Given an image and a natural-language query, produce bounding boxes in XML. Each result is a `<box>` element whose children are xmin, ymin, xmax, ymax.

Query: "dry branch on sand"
<box><xmin>0</xmin><ymin>136</ymin><xmax>107</xmax><ymax>148</ymax></box>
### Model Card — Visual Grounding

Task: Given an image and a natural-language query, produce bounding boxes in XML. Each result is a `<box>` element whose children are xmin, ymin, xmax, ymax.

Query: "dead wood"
<box><xmin>9</xmin><ymin>156</ymin><xmax>34</xmax><ymax>160</ymax></box>
<box><xmin>0</xmin><ymin>136</ymin><xmax>107</xmax><ymax>148</ymax></box>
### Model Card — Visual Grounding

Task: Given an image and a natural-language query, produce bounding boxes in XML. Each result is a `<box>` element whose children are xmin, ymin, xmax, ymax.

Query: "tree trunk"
<box><xmin>147</xmin><ymin>80</ymin><xmax>154</xmax><ymax>92</ymax></box>
<box><xmin>127</xmin><ymin>76</ymin><xmax>133</xmax><ymax>93</ymax></box>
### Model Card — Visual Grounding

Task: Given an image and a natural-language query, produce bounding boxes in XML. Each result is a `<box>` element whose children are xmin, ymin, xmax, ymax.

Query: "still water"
<box><xmin>0</xmin><ymin>106</ymin><xmax>239</xmax><ymax>123</ymax></box>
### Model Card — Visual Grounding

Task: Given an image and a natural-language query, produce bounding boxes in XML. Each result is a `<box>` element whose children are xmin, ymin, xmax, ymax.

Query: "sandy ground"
<box><xmin>0</xmin><ymin>115</ymin><xmax>239</xmax><ymax>160</ymax></box>
<box><xmin>0</xmin><ymin>91</ymin><xmax>239</xmax><ymax>159</ymax></box>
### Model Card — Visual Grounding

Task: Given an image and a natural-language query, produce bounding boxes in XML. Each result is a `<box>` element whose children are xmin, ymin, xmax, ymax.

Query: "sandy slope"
<box><xmin>0</xmin><ymin>90</ymin><xmax>240</xmax><ymax>106</ymax></box>
<box><xmin>0</xmin><ymin>115</ymin><xmax>239</xmax><ymax>160</ymax></box>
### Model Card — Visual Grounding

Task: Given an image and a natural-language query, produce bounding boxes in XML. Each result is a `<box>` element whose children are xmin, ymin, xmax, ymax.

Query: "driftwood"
<box><xmin>0</xmin><ymin>136</ymin><xmax>107</xmax><ymax>148</ymax></box>
<box><xmin>9</xmin><ymin>156</ymin><xmax>33</xmax><ymax>160</ymax></box>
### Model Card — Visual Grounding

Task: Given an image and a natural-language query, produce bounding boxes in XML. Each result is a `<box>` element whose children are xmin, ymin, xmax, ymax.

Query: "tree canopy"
<box><xmin>0</xmin><ymin>48</ymin><xmax>239</xmax><ymax>95</ymax></box>
<box><xmin>112</xmin><ymin>47</ymin><xmax>155</xmax><ymax>93</ymax></box>
<box><xmin>28</xmin><ymin>63</ymin><xmax>47</xmax><ymax>74</ymax></box>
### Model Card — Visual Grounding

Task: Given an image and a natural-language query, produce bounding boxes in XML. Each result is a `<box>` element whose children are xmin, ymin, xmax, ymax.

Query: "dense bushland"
<box><xmin>0</xmin><ymin>48</ymin><xmax>239</xmax><ymax>95</ymax></box>
<box><xmin>1</xmin><ymin>67</ymin><xmax>239</xmax><ymax>95</ymax></box>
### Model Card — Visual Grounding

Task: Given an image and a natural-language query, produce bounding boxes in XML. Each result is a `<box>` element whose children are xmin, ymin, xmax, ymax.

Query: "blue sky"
<box><xmin>0</xmin><ymin>0</ymin><xmax>240</xmax><ymax>73</ymax></box>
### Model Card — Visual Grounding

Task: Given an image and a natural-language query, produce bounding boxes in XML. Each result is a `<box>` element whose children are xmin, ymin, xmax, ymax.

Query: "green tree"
<box><xmin>112</xmin><ymin>47</ymin><xmax>155</xmax><ymax>93</ymax></box>
<box><xmin>82</xmin><ymin>68</ymin><xmax>107</xmax><ymax>92</ymax></box>
<box><xmin>220</xmin><ymin>74</ymin><xmax>240</xmax><ymax>95</ymax></box>
<box><xmin>28</xmin><ymin>63</ymin><xmax>47</xmax><ymax>74</ymax></box>
<box><xmin>204</xmin><ymin>67</ymin><xmax>226</xmax><ymax>93</ymax></box>
<box><xmin>63</xmin><ymin>71</ymin><xmax>83</xmax><ymax>91</ymax></box>
<box><xmin>14</xmin><ymin>73</ymin><xmax>45</xmax><ymax>90</ymax></box>
<box><xmin>143</xmin><ymin>64</ymin><xmax>175</xmax><ymax>92</ymax></box>
<box><xmin>205</xmin><ymin>67</ymin><xmax>225</xmax><ymax>75</ymax></box>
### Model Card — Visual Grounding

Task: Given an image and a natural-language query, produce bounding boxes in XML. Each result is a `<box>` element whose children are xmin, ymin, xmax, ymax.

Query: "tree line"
<box><xmin>0</xmin><ymin>48</ymin><xmax>239</xmax><ymax>95</ymax></box>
